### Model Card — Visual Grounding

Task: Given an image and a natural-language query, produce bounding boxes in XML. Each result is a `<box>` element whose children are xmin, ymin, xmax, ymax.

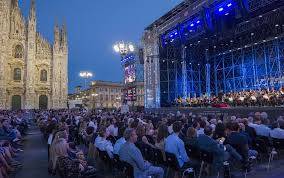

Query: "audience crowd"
<box><xmin>36</xmin><ymin>108</ymin><xmax>284</xmax><ymax>178</ymax></box>
<box><xmin>0</xmin><ymin>110</ymin><xmax>29</xmax><ymax>178</ymax></box>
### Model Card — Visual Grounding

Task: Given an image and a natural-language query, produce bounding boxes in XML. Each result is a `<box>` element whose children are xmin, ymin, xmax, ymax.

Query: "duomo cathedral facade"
<box><xmin>0</xmin><ymin>0</ymin><xmax>68</xmax><ymax>110</ymax></box>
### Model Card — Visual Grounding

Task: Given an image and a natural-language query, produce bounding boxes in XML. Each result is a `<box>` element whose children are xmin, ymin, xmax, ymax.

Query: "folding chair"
<box><xmin>165</xmin><ymin>152</ymin><xmax>195</xmax><ymax>178</ymax></box>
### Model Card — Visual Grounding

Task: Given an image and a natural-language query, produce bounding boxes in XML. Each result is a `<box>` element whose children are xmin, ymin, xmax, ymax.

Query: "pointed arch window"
<box><xmin>40</xmin><ymin>69</ymin><xmax>47</xmax><ymax>82</ymax></box>
<box><xmin>13</xmin><ymin>68</ymin><xmax>21</xmax><ymax>81</ymax></box>
<box><xmin>14</xmin><ymin>45</ymin><xmax>23</xmax><ymax>58</ymax></box>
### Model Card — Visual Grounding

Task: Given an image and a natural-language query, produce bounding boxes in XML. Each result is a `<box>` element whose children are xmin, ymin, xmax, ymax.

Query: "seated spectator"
<box><xmin>225</xmin><ymin>122</ymin><xmax>258</xmax><ymax>168</ymax></box>
<box><xmin>253</xmin><ymin>117</ymin><xmax>271</xmax><ymax>137</ymax></box>
<box><xmin>155</xmin><ymin>124</ymin><xmax>169</xmax><ymax>150</ymax></box>
<box><xmin>136</xmin><ymin>124</ymin><xmax>154</xmax><ymax>147</ymax></box>
<box><xmin>184</xmin><ymin>127</ymin><xmax>198</xmax><ymax>148</ymax></box>
<box><xmin>113</xmin><ymin>135</ymin><xmax>126</xmax><ymax>155</ymax></box>
<box><xmin>270</xmin><ymin>121</ymin><xmax>284</xmax><ymax>139</ymax></box>
<box><xmin>50</xmin><ymin>130</ymin><xmax>69</xmax><ymax>171</ymax></box>
<box><xmin>106</xmin><ymin>118</ymin><xmax>118</xmax><ymax>137</ymax></box>
<box><xmin>119</xmin><ymin>128</ymin><xmax>164</xmax><ymax>178</ymax></box>
<box><xmin>197</xmin><ymin>120</ymin><xmax>206</xmax><ymax>137</ymax></box>
<box><xmin>243</xmin><ymin>118</ymin><xmax>257</xmax><ymax>145</ymax></box>
<box><xmin>94</xmin><ymin>127</ymin><xmax>113</xmax><ymax>158</ymax></box>
<box><xmin>54</xmin><ymin>138</ymin><xmax>82</xmax><ymax>178</ymax></box>
<box><xmin>165</xmin><ymin>121</ymin><xmax>198</xmax><ymax>169</ymax></box>
<box><xmin>197</xmin><ymin>126</ymin><xmax>226</xmax><ymax>172</ymax></box>
<box><xmin>213</xmin><ymin>123</ymin><xmax>226</xmax><ymax>140</ymax></box>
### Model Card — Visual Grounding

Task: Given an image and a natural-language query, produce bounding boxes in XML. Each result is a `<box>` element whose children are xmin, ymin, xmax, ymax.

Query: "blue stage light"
<box><xmin>175</xmin><ymin>32</ymin><xmax>178</xmax><ymax>35</ymax></box>
<box><xmin>225</xmin><ymin>13</ymin><xmax>229</xmax><ymax>15</ymax></box>
<box><xmin>219</xmin><ymin>7</ymin><xmax>224</xmax><ymax>12</ymax></box>
<box><xmin>190</xmin><ymin>23</ymin><xmax>194</xmax><ymax>27</ymax></box>
<box><xmin>196</xmin><ymin>20</ymin><xmax>200</xmax><ymax>24</ymax></box>
<box><xmin>227</xmin><ymin>3</ymin><xmax>232</xmax><ymax>7</ymax></box>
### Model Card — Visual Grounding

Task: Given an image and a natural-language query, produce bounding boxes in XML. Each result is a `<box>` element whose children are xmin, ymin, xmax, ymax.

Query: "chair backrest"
<box><xmin>199</xmin><ymin>149</ymin><xmax>213</xmax><ymax>164</ymax></box>
<box><xmin>137</xmin><ymin>143</ymin><xmax>153</xmax><ymax>161</ymax></box>
<box><xmin>120</xmin><ymin>160</ymin><xmax>134</xmax><ymax>178</ymax></box>
<box><xmin>272</xmin><ymin>138</ymin><xmax>284</xmax><ymax>150</ymax></box>
<box><xmin>186</xmin><ymin>144</ymin><xmax>200</xmax><ymax>160</ymax></box>
<box><xmin>113</xmin><ymin>154</ymin><xmax>121</xmax><ymax>169</ymax></box>
<box><xmin>257</xmin><ymin>136</ymin><xmax>271</xmax><ymax>146</ymax></box>
<box><xmin>254</xmin><ymin>138</ymin><xmax>269</xmax><ymax>154</ymax></box>
<box><xmin>165</xmin><ymin>152</ymin><xmax>180</xmax><ymax>171</ymax></box>
<box><xmin>97</xmin><ymin>149</ymin><xmax>111</xmax><ymax>163</ymax></box>
<box><xmin>152</xmin><ymin>147</ymin><xmax>165</xmax><ymax>165</ymax></box>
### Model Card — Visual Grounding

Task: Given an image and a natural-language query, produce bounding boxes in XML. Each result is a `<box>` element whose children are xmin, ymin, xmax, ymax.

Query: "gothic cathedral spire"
<box><xmin>28</xmin><ymin>0</ymin><xmax>36</xmax><ymax>32</ymax></box>
<box><xmin>29</xmin><ymin>0</ymin><xmax>36</xmax><ymax>21</ymax></box>
<box><xmin>61</xmin><ymin>23</ymin><xmax>67</xmax><ymax>49</ymax></box>
<box><xmin>11</xmin><ymin>0</ymin><xmax>19</xmax><ymax>9</ymax></box>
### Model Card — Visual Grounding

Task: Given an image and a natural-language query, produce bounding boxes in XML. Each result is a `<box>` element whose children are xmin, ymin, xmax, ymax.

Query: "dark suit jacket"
<box><xmin>197</xmin><ymin>135</ymin><xmax>224</xmax><ymax>156</ymax></box>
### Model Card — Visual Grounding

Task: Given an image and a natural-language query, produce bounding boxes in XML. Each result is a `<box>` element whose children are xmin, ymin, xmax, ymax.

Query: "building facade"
<box><xmin>0</xmin><ymin>0</ymin><xmax>68</xmax><ymax>110</ymax></box>
<box><xmin>133</xmin><ymin>81</ymin><xmax>144</xmax><ymax>107</ymax></box>
<box><xmin>68</xmin><ymin>81</ymin><xmax>123</xmax><ymax>109</ymax></box>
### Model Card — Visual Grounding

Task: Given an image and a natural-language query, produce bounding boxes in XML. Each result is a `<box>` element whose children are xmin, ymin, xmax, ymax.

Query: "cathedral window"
<box><xmin>14</xmin><ymin>45</ymin><xmax>23</xmax><ymax>58</ymax></box>
<box><xmin>13</xmin><ymin>68</ymin><xmax>21</xmax><ymax>81</ymax></box>
<box><xmin>40</xmin><ymin>69</ymin><xmax>47</xmax><ymax>82</ymax></box>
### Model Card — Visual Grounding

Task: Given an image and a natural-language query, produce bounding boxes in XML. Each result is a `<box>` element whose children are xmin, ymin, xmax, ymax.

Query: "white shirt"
<box><xmin>270</xmin><ymin>128</ymin><xmax>284</xmax><ymax>139</ymax></box>
<box><xmin>107</xmin><ymin>124</ymin><xmax>118</xmax><ymax>137</ymax></box>
<box><xmin>88</xmin><ymin>121</ymin><xmax>97</xmax><ymax>133</ymax></box>
<box><xmin>94</xmin><ymin>136</ymin><xmax>114</xmax><ymax>158</ymax></box>
<box><xmin>168</xmin><ymin>125</ymin><xmax>173</xmax><ymax>134</ymax></box>
<box><xmin>47</xmin><ymin>134</ymin><xmax>53</xmax><ymax>145</ymax></box>
<box><xmin>197</xmin><ymin>128</ymin><xmax>204</xmax><ymax>137</ymax></box>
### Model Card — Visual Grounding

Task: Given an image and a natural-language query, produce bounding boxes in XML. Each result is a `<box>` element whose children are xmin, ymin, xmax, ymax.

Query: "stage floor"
<box><xmin>146</xmin><ymin>106</ymin><xmax>284</xmax><ymax>120</ymax></box>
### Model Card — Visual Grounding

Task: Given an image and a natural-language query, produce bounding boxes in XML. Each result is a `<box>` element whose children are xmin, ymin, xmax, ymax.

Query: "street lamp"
<box><xmin>79</xmin><ymin>71</ymin><xmax>93</xmax><ymax>89</ymax></box>
<box><xmin>113</xmin><ymin>41</ymin><xmax>135</xmax><ymax>57</ymax></box>
<box><xmin>113</xmin><ymin>41</ymin><xmax>136</xmax><ymax>110</ymax></box>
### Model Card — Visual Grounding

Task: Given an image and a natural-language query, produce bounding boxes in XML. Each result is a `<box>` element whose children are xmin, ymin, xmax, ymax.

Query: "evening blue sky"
<box><xmin>19</xmin><ymin>0</ymin><xmax>182</xmax><ymax>93</ymax></box>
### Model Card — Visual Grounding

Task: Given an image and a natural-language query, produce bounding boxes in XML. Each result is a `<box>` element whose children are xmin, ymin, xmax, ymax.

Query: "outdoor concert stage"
<box><xmin>143</xmin><ymin>0</ymin><xmax>284</xmax><ymax>109</ymax></box>
<box><xmin>146</xmin><ymin>107</ymin><xmax>284</xmax><ymax>120</ymax></box>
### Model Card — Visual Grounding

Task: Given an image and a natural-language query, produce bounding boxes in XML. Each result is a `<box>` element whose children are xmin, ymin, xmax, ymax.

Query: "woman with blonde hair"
<box><xmin>54</xmin><ymin>139</ymin><xmax>81</xmax><ymax>178</ymax></box>
<box><xmin>49</xmin><ymin>130</ymin><xmax>68</xmax><ymax>172</ymax></box>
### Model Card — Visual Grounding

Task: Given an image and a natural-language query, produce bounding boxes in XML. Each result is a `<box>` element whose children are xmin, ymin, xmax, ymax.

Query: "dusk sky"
<box><xmin>19</xmin><ymin>0</ymin><xmax>182</xmax><ymax>93</ymax></box>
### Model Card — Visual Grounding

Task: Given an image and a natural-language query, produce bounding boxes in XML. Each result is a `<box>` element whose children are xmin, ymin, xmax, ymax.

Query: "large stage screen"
<box><xmin>124</xmin><ymin>64</ymin><xmax>136</xmax><ymax>84</ymax></box>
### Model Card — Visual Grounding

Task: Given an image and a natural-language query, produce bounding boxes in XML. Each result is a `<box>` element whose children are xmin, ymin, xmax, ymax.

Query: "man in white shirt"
<box><xmin>88</xmin><ymin>118</ymin><xmax>97</xmax><ymax>133</ymax></box>
<box><xmin>270</xmin><ymin>121</ymin><xmax>284</xmax><ymax>139</ymax></box>
<box><xmin>95</xmin><ymin>127</ymin><xmax>113</xmax><ymax>158</ymax></box>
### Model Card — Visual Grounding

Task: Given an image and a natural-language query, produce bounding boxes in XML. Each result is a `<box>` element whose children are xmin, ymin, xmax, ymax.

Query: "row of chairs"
<box><xmin>252</xmin><ymin>136</ymin><xmax>284</xmax><ymax>170</ymax></box>
<box><xmin>96</xmin><ymin>149</ymin><xmax>134</xmax><ymax>178</ymax></box>
<box><xmin>97</xmin><ymin>146</ymin><xmax>194</xmax><ymax>178</ymax></box>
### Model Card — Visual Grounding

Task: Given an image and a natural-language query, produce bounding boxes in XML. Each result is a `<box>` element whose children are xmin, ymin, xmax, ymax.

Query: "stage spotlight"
<box><xmin>227</xmin><ymin>3</ymin><xmax>232</xmax><ymax>7</ymax></box>
<box><xmin>190</xmin><ymin>23</ymin><xmax>194</xmax><ymax>27</ymax></box>
<box><xmin>196</xmin><ymin>20</ymin><xmax>200</xmax><ymax>24</ymax></box>
<box><xmin>219</xmin><ymin>7</ymin><xmax>224</xmax><ymax>12</ymax></box>
<box><xmin>225</xmin><ymin>13</ymin><xmax>229</xmax><ymax>16</ymax></box>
